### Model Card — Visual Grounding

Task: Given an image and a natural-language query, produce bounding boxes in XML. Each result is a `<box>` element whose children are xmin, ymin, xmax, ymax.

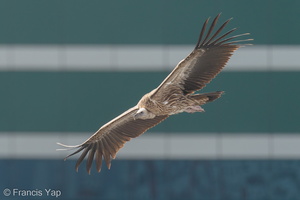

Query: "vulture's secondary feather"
<box><xmin>57</xmin><ymin>13</ymin><xmax>252</xmax><ymax>174</ymax></box>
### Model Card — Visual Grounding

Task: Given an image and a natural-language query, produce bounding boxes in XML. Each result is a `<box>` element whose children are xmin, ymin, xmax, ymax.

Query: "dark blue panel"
<box><xmin>1</xmin><ymin>159</ymin><xmax>300</xmax><ymax>200</ymax></box>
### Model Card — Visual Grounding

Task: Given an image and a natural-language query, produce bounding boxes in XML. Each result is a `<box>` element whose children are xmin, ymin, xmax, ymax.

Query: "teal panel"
<box><xmin>0</xmin><ymin>0</ymin><xmax>299</xmax><ymax>44</ymax></box>
<box><xmin>0</xmin><ymin>0</ymin><xmax>64</xmax><ymax>44</ymax></box>
<box><xmin>1</xmin><ymin>159</ymin><xmax>300</xmax><ymax>200</ymax></box>
<box><xmin>0</xmin><ymin>71</ymin><xmax>299</xmax><ymax>133</ymax></box>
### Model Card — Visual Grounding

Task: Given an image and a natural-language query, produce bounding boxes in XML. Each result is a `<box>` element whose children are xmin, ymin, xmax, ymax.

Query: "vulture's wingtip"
<box><xmin>56</xmin><ymin>142</ymin><xmax>81</xmax><ymax>150</ymax></box>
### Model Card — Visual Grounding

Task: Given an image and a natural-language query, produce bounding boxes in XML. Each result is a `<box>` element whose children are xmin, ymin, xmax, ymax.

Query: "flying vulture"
<box><xmin>58</xmin><ymin>13</ymin><xmax>251</xmax><ymax>173</ymax></box>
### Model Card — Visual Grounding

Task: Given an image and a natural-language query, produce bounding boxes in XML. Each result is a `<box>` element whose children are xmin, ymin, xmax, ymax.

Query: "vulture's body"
<box><xmin>58</xmin><ymin>14</ymin><xmax>251</xmax><ymax>173</ymax></box>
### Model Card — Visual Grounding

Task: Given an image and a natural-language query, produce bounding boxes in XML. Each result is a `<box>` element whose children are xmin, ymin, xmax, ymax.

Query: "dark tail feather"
<box><xmin>191</xmin><ymin>91</ymin><xmax>224</xmax><ymax>103</ymax></box>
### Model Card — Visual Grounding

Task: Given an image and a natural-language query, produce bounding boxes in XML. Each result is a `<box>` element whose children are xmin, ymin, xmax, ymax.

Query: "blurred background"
<box><xmin>0</xmin><ymin>0</ymin><xmax>300</xmax><ymax>199</ymax></box>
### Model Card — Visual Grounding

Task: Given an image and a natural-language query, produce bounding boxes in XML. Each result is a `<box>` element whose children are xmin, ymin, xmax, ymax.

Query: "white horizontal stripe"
<box><xmin>0</xmin><ymin>45</ymin><xmax>299</xmax><ymax>71</ymax></box>
<box><xmin>1</xmin><ymin>132</ymin><xmax>300</xmax><ymax>159</ymax></box>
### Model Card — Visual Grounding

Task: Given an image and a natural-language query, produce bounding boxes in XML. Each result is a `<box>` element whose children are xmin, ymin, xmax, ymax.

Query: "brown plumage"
<box><xmin>57</xmin><ymin>13</ymin><xmax>252</xmax><ymax>174</ymax></box>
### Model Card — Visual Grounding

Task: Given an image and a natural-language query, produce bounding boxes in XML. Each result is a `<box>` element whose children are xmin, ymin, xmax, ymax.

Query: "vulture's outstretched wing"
<box><xmin>152</xmin><ymin>13</ymin><xmax>252</xmax><ymax>98</ymax></box>
<box><xmin>58</xmin><ymin>106</ymin><xmax>168</xmax><ymax>173</ymax></box>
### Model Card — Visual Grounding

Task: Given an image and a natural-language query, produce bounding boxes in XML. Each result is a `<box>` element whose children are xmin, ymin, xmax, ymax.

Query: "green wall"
<box><xmin>1</xmin><ymin>0</ymin><xmax>299</xmax><ymax>133</ymax></box>
<box><xmin>0</xmin><ymin>0</ymin><xmax>299</xmax><ymax>44</ymax></box>
<box><xmin>1</xmin><ymin>71</ymin><xmax>299</xmax><ymax>133</ymax></box>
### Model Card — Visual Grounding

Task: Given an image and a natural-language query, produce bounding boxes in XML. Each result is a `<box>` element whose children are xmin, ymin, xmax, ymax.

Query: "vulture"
<box><xmin>57</xmin><ymin>13</ymin><xmax>251</xmax><ymax>173</ymax></box>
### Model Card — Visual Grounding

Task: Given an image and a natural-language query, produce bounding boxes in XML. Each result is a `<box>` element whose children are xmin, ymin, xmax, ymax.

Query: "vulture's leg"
<box><xmin>184</xmin><ymin>106</ymin><xmax>205</xmax><ymax>113</ymax></box>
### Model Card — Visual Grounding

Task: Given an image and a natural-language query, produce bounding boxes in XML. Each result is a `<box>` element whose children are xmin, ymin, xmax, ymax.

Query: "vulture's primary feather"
<box><xmin>57</xmin><ymin>13</ymin><xmax>252</xmax><ymax>173</ymax></box>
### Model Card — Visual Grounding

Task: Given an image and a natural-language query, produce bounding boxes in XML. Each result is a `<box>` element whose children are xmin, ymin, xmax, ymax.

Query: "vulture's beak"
<box><xmin>133</xmin><ymin>112</ymin><xmax>142</xmax><ymax>120</ymax></box>
<box><xmin>133</xmin><ymin>113</ymin><xmax>138</xmax><ymax>120</ymax></box>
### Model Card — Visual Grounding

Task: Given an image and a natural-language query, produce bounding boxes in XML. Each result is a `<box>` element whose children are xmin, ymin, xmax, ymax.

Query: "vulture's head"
<box><xmin>134</xmin><ymin>108</ymin><xmax>155</xmax><ymax>120</ymax></box>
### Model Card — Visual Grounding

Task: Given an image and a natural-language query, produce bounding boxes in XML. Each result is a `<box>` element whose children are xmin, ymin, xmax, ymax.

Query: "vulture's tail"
<box><xmin>191</xmin><ymin>91</ymin><xmax>224</xmax><ymax>103</ymax></box>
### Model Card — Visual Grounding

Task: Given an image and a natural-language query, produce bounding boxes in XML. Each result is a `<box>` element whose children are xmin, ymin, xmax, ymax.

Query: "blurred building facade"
<box><xmin>0</xmin><ymin>1</ymin><xmax>300</xmax><ymax>199</ymax></box>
